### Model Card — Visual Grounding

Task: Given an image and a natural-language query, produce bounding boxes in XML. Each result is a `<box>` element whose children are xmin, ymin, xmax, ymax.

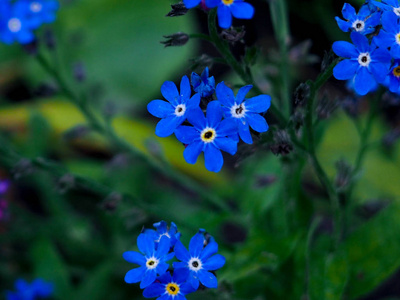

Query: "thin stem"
<box><xmin>188</xmin><ymin>33</ymin><xmax>213</xmax><ymax>43</ymax></box>
<box><xmin>35</xmin><ymin>52</ymin><xmax>230</xmax><ymax>212</ymax></box>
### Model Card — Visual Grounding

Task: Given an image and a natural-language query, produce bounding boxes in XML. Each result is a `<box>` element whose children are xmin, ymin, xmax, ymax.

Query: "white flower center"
<box><xmin>231</xmin><ymin>103</ymin><xmax>246</xmax><ymax>118</ymax></box>
<box><xmin>394</xmin><ymin>7</ymin><xmax>400</xmax><ymax>16</ymax></box>
<box><xmin>30</xmin><ymin>2</ymin><xmax>43</xmax><ymax>13</ymax></box>
<box><xmin>188</xmin><ymin>257</ymin><xmax>202</xmax><ymax>272</ymax></box>
<box><xmin>352</xmin><ymin>20</ymin><xmax>365</xmax><ymax>32</ymax></box>
<box><xmin>200</xmin><ymin>127</ymin><xmax>216</xmax><ymax>143</ymax></box>
<box><xmin>8</xmin><ymin>18</ymin><xmax>22</xmax><ymax>33</ymax></box>
<box><xmin>145</xmin><ymin>257</ymin><xmax>159</xmax><ymax>270</ymax></box>
<box><xmin>357</xmin><ymin>52</ymin><xmax>371</xmax><ymax>67</ymax></box>
<box><xmin>174</xmin><ymin>104</ymin><xmax>186</xmax><ymax>117</ymax></box>
<box><xmin>156</xmin><ymin>232</ymin><xmax>170</xmax><ymax>243</ymax></box>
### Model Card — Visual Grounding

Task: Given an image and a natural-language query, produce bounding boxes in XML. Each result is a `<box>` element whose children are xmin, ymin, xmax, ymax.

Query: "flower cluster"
<box><xmin>123</xmin><ymin>221</ymin><xmax>225</xmax><ymax>300</ymax></box>
<box><xmin>6</xmin><ymin>278</ymin><xmax>53</xmax><ymax>300</ymax></box>
<box><xmin>183</xmin><ymin>0</ymin><xmax>254</xmax><ymax>29</ymax></box>
<box><xmin>332</xmin><ymin>1</ymin><xmax>400</xmax><ymax>95</ymax></box>
<box><xmin>0</xmin><ymin>0</ymin><xmax>59</xmax><ymax>45</ymax></box>
<box><xmin>148</xmin><ymin>68</ymin><xmax>271</xmax><ymax>172</ymax></box>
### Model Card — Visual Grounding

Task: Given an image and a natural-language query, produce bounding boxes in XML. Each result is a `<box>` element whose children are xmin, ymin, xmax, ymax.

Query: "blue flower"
<box><xmin>216</xmin><ymin>82</ymin><xmax>271</xmax><ymax>144</ymax></box>
<box><xmin>174</xmin><ymin>101</ymin><xmax>238</xmax><ymax>173</ymax></box>
<box><xmin>143</xmin><ymin>270</ymin><xmax>196</xmax><ymax>300</ymax></box>
<box><xmin>21</xmin><ymin>0</ymin><xmax>59</xmax><ymax>29</ymax></box>
<box><xmin>205</xmin><ymin>0</ymin><xmax>254</xmax><ymax>29</ymax></box>
<box><xmin>384</xmin><ymin>61</ymin><xmax>400</xmax><ymax>93</ymax></box>
<box><xmin>123</xmin><ymin>234</ymin><xmax>175</xmax><ymax>289</ymax></box>
<box><xmin>191</xmin><ymin>67</ymin><xmax>215</xmax><ymax>98</ymax></box>
<box><xmin>374</xmin><ymin>12</ymin><xmax>400</xmax><ymax>58</ymax></box>
<box><xmin>332</xmin><ymin>32</ymin><xmax>391</xmax><ymax>95</ymax></box>
<box><xmin>172</xmin><ymin>230</ymin><xmax>225</xmax><ymax>289</ymax></box>
<box><xmin>373</xmin><ymin>0</ymin><xmax>400</xmax><ymax>16</ymax></box>
<box><xmin>0</xmin><ymin>1</ymin><xmax>35</xmax><ymax>45</ymax></box>
<box><xmin>148</xmin><ymin>76</ymin><xmax>200</xmax><ymax>138</ymax></box>
<box><xmin>183</xmin><ymin>0</ymin><xmax>202</xmax><ymax>9</ymax></box>
<box><xmin>335</xmin><ymin>3</ymin><xmax>381</xmax><ymax>35</ymax></box>
<box><xmin>144</xmin><ymin>221</ymin><xmax>181</xmax><ymax>249</ymax></box>
<box><xmin>6</xmin><ymin>278</ymin><xmax>53</xmax><ymax>300</ymax></box>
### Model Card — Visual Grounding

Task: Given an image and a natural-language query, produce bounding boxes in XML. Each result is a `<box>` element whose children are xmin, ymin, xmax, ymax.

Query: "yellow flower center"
<box><xmin>222</xmin><ymin>0</ymin><xmax>234</xmax><ymax>5</ymax></box>
<box><xmin>393</xmin><ymin>66</ymin><xmax>400</xmax><ymax>77</ymax></box>
<box><xmin>396</xmin><ymin>33</ymin><xmax>400</xmax><ymax>45</ymax></box>
<box><xmin>200</xmin><ymin>128</ymin><xmax>216</xmax><ymax>143</ymax></box>
<box><xmin>166</xmin><ymin>283</ymin><xmax>180</xmax><ymax>296</ymax></box>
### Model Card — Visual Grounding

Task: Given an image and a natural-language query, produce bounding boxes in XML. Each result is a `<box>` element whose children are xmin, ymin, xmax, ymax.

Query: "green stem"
<box><xmin>207</xmin><ymin>8</ymin><xmax>287</xmax><ymax>125</ymax></box>
<box><xmin>188</xmin><ymin>33</ymin><xmax>213</xmax><ymax>43</ymax></box>
<box><xmin>35</xmin><ymin>52</ymin><xmax>230</xmax><ymax>213</ymax></box>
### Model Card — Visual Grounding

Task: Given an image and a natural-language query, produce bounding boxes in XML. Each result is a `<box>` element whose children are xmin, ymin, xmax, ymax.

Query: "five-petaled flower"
<box><xmin>20</xmin><ymin>0</ymin><xmax>59</xmax><ymax>29</ymax></box>
<box><xmin>335</xmin><ymin>3</ymin><xmax>381</xmax><ymax>35</ymax></box>
<box><xmin>374</xmin><ymin>12</ymin><xmax>400</xmax><ymax>59</ymax></box>
<box><xmin>332</xmin><ymin>32</ymin><xmax>391</xmax><ymax>95</ymax></box>
<box><xmin>372</xmin><ymin>0</ymin><xmax>400</xmax><ymax>16</ymax></box>
<box><xmin>148</xmin><ymin>76</ymin><xmax>201</xmax><ymax>138</ymax></box>
<box><xmin>216</xmin><ymin>82</ymin><xmax>271</xmax><ymax>144</ymax></box>
<box><xmin>143</xmin><ymin>270</ymin><xmax>196</xmax><ymax>300</ymax></box>
<box><xmin>123</xmin><ymin>234</ymin><xmax>175</xmax><ymax>289</ymax></box>
<box><xmin>173</xmin><ymin>230</ymin><xmax>226</xmax><ymax>289</ymax></box>
<box><xmin>191</xmin><ymin>67</ymin><xmax>215</xmax><ymax>98</ymax></box>
<box><xmin>174</xmin><ymin>101</ymin><xmax>238</xmax><ymax>173</ymax></box>
<box><xmin>205</xmin><ymin>0</ymin><xmax>254</xmax><ymax>29</ymax></box>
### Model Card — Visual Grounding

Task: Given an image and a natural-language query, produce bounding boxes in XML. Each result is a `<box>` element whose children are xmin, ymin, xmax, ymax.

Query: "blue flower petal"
<box><xmin>391</xmin><ymin>44</ymin><xmax>400</xmax><ymax>59</ymax></box>
<box><xmin>187</xmin><ymin>108</ymin><xmax>207</xmax><ymax>130</ymax></box>
<box><xmin>342</xmin><ymin>3</ymin><xmax>356</xmax><ymax>20</ymax></box>
<box><xmin>358</xmin><ymin>4</ymin><xmax>372</xmax><ymax>17</ymax></box>
<box><xmin>183</xmin><ymin>140</ymin><xmax>204</xmax><ymax>164</ymax></box>
<box><xmin>156</xmin><ymin>236</ymin><xmax>171</xmax><ymax>257</ymax></box>
<box><xmin>230</xmin><ymin>2</ymin><xmax>254</xmax><ymax>19</ymax></box>
<box><xmin>238</xmin><ymin>119</ymin><xmax>253</xmax><ymax>144</ymax></box>
<box><xmin>140</xmin><ymin>270</ymin><xmax>157</xmax><ymax>289</ymax></box>
<box><xmin>214</xmin><ymin>137</ymin><xmax>237</xmax><ymax>155</ymax></box>
<box><xmin>389</xmin><ymin>74</ymin><xmax>400</xmax><ymax>92</ymax></box>
<box><xmin>189</xmin><ymin>231</ymin><xmax>205</xmax><ymax>257</ymax></box>
<box><xmin>335</xmin><ymin>17</ymin><xmax>351</xmax><ymax>32</ymax></box>
<box><xmin>198</xmin><ymin>270</ymin><xmax>218</xmax><ymax>288</ymax></box>
<box><xmin>180</xmin><ymin>75</ymin><xmax>191</xmax><ymax>100</ymax></box>
<box><xmin>350</xmin><ymin>32</ymin><xmax>369</xmax><ymax>52</ymax></box>
<box><xmin>382</xmin><ymin>11</ymin><xmax>398</xmax><ymax>31</ymax></box>
<box><xmin>147</xmin><ymin>100</ymin><xmax>174</xmax><ymax>118</ymax></box>
<box><xmin>354</xmin><ymin>67</ymin><xmax>375</xmax><ymax>95</ymax></box>
<box><xmin>137</xmin><ymin>233</ymin><xmax>155</xmax><ymax>256</ymax></box>
<box><xmin>174</xmin><ymin>240</ymin><xmax>190</xmax><ymax>262</ymax></box>
<box><xmin>374</xmin><ymin>30</ymin><xmax>395</xmax><ymax>48</ymax></box>
<box><xmin>155</xmin><ymin>115</ymin><xmax>184</xmax><ymax>137</ymax></box>
<box><xmin>203</xmin><ymin>254</ymin><xmax>226</xmax><ymax>271</ymax></box>
<box><xmin>217</xmin><ymin>5</ymin><xmax>232</xmax><ymax>29</ymax></box>
<box><xmin>201</xmin><ymin>67</ymin><xmax>209</xmax><ymax>81</ymax></box>
<box><xmin>124</xmin><ymin>266</ymin><xmax>146</xmax><ymax>283</ymax></box>
<box><xmin>206</xmin><ymin>101</ymin><xmax>223</xmax><ymax>127</ymax></box>
<box><xmin>333</xmin><ymin>59</ymin><xmax>359</xmax><ymax>80</ymax></box>
<box><xmin>235</xmin><ymin>84</ymin><xmax>252</xmax><ymax>103</ymax></box>
<box><xmin>175</xmin><ymin>126</ymin><xmax>199</xmax><ymax>144</ymax></box>
<box><xmin>200</xmin><ymin>241</ymin><xmax>218</xmax><ymax>260</ymax></box>
<box><xmin>206</xmin><ymin>0</ymin><xmax>221</xmax><ymax>8</ymax></box>
<box><xmin>204</xmin><ymin>144</ymin><xmax>224</xmax><ymax>172</ymax></box>
<box><xmin>245</xmin><ymin>95</ymin><xmax>271</xmax><ymax>113</ymax></box>
<box><xmin>191</xmin><ymin>72</ymin><xmax>202</xmax><ymax>89</ymax></box>
<box><xmin>217</xmin><ymin>119</ymin><xmax>238</xmax><ymax>136</ymax></box>
<box><xmin>370</xmin><ymin>62</ymin><xmax>390</xmax><ymax>83</ymax></box>
<box><xmin>123</xmin><ymin>251</ymin><xmax>145</xmax><ymax>265</ymax></box>
<box><xmin>143</xmin><ymin>283</ymin><xmax>164</xmax><ymax>298</ymax></box>
<box><xmin>173</xmin><ymin>261</ymin><xmax>188</xmax><ymax>269</ymax></box>
<box><xmin>155</xmin><ymin>262</ymin><xmax>170</xmax><ymax>276</ymax></box>
<box><xmin>161</xmin><ymin>81</ymin><xmax>179</xmax><ymax>105</ymax></box>
<box><xmin>173</xmin><ymin>268</ymin><xmax>190</xmax><ymax>283</ymax></box>
<box><xmin>183</xmin><ymin>0</ymin><xmax>201</xmax><ymax>9</ymax></box>
<box><xmin>216</xmin><ymin>81</ymin><xmax>236</xmax><ymax>106</ymax></box>
<box><xmin>332</xmin><ymin>41</ymin><xmax>358</xmax><ymax>58</ymax></box>
<box><xmin>180</xmin><ymin>282</ymin><xmax>197</xmax><ymax>294</ymax></box>
<box><xmin>247</xmin><ymin>113</ymin><xmax>269</xmax><ymax>133</ymax></box>
<box><xmin>188</xmin><ymin>272</ymin><xmax>200</xmax><ymax>289</ymax></box>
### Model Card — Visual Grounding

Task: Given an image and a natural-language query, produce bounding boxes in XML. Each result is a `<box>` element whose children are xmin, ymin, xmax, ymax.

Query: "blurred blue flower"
<box><xmin>143</xmin><ymin>270</ymin><xmax>196</xmax><ymax>300</ymax></box>
<box><xmin>148</xmin><ymin>76</ymin><xmax>200</xmax><ymax>138</ymax></box>
<box><xmin>173</xmin><ymin>230</ymin><xmax>225</xmax><ymax>289</ymax></box>
<box><xmin>123</xmin><ymin>234</ymin><xmax>174</xmax><ymax>289</ymax></box>
<box><xmin>373</xmin><ymin>0</ymin><xmax>400</xmax><ymax>16</ymax></box>
<box><xmin>335</xmin><ymin>3</ymin><xmax>381</xmax><ymax>35</ymax></box>
<box><xmin>205</xmin><ymin>0</ymin><xmax>254</xmax><ymax>29</ymax></box>
<box><xmin>21</xmin><ymin>0</ymin><xmax>59</xmax><ymax>29</ymax></box>
<box><xmin>6</xmin><ymin>278</ymin><xmax>53</xmax><ymax>300</ymax></box>
<box><xmin>144</xmin><ymin>221</ymin><xmax>181</xmax><ymax>249</ymax></box>
<box><xmin>374</xmin><ymin>12</ymin><xmax>400</xmax><ymax>58</ymax></box>
<box><xmin>191</xmin><ymin>67</ymin><xmax>215</xmax><ymax>98</ymax></box>
<box><xmin>0</xmin><ymin>1</ymin><xmax>35</xmax><ymax>45</ymax></box>
<box><xmin>333</xmin><ymin>32</ymin><xmax>391</xmax><ymax>95</ymax></box>
<box><xmin>174</xmin><ymin>101</ymin><xmax>238</xmax><ymax>173</ymax></box>
<box><xmin>216</xmin><ymin>82</ymin><xmax>271</xmax><ymax>144</ymax></box>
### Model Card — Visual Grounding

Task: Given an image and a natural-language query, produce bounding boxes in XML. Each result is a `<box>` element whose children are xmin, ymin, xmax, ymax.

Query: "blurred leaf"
<box><xmin>31</xmin><ymin>237</ymin><xmax>72</xmax><ymax>300</ymax></box>
<box><xmin>324</xmin><ymin>251</ymin><xmax>349</xmax><ymax>300</ymax></box>
<box><xmin>23</xmin><ymin>111</ymin><xmax>51</xmax><ymax>158</ymax></box>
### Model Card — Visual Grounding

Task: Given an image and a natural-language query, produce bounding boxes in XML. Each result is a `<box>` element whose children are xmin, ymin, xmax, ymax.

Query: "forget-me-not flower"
<box><xmin>373</xmin><ymin>0</ymin><xmax>400</xmax><ymax>16</ymax></box>
<box><xmin>123</xmin><ymin>234</ymin><xmax>174</xmax><ymax>289</ymax></box>
<box><xmin>143</xmin><ymin>270</ymin><xmax>196</xmax><ymax>300</ymax></box>
<box><xmin>191</xmin><ymin>67</ymin><xmax>215</xmax><ymax>98</ymax></box>
<box><xmin>173</xmin><ymin>230</ymin><xmax>225</xmax><ymax>289</ymax></box>
<box><xmin>333</xmin><ymin>32</ymin><xmax>391</xmax><ymax>95</ymax></box>
<box><xmin>144</xmin><ymin>220</ymin><xmax>181</xmax><ymax>249</ymax></box>
<box><xmin>335</xmin><ymin>3</ymin><xmax>381</xmax><ymax>35</ymax></box>
<box><xmin>148</xmin><ymin>76</ymin><xmax>201</xmax><ymax>138</ymax></box>
<box><xmin>216</xmin><ymin>82</ymin><xmax>271</xmax><ymax>144</ymax></box>
<box><xmin>6</xmin><ymin>278</ymin><xmax>53</xmax><ymax>300</ymax></box>
<box><xmin>174</xmin><ymin>101</ymin><xmax>238</xmax><ymax>172</ymax></box>
<box><xmin>21</xmin><ymin>0</ymin><xmax>59</xmax><ymax>29</ymax></box>
<box><xmin>205</xmin><ymin>0</ymin><xmax>254</xmax><ymax>29</ymax></box>
<box><xmin>374</xmin><ymin>12</ymin><xmax>400</xmax><ymax>58</ymax></box>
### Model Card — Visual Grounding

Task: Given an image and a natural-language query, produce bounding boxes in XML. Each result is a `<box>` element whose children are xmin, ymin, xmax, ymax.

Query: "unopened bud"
<box><xmin>43</xmin><ymin>29</ymin><xmax>56</xmax><ymax>50</ymax></box>
<box><xmin>73</xmin><ymin>62</ymin><xmax>86</xmax><ymax>82</ymax></box>
<box><xmin>270</xmin><ymin>130</ymin><xmax>293</xmax><ymax>156</ymax></box>
<box><xmin>293</xmin><ymin>82</ymin><xmax>310</xmax><ymax>106</ymax></box>
<box><xmin>254</xmin><ymin>174</ymin><xmax>277</xmax><ymax>189</ymax></box>
<box><xmin>321</xmin><ymin>49</ymin><xmax>336</xmax><ymax>72</ymax></box>
<box><xmin>22</xmin><ymin>40</ymin><xmax>38</xmax><ymax>56</ymax></box>
<box><xmin>166</xmin><ymin>2</ymin><xmax>189</xmax><ymax>17</ymax></box>
<box><xmin>220</xmin><ymin>26</ymin><xmax>245</xmax><ymax>44</ymax></box>
<box><xmin>56</xmin><ymin>174</ymin><xmax>75</xmax><ymax>194</ymax></box>
<box><xmin>101</xmin><ymin>192</ymin><xmax>122</xmax><ymax>212</ymax></box>
<box><xmin>160</xmin><ymin>32</ymin><xmax>189</xmax><ymax>47</ymax></box>
<box><xmin>12</xmin><ymin>159</ymin><xmax>34</xmax><ymax>179</ymax></box>
<box><xmin>63</xmin><ymin>125</ymin><xmax>90</xmax><ymax>140</ymax></box>
<box><xmin>335</xmin><ymin>159</ymin><xmax>353</xmax><ymax>191</ymax></box>
<box><xmin>316</xmin><ymin>94</ymin><xmax>338</xmax><ymax>120</ymax></box>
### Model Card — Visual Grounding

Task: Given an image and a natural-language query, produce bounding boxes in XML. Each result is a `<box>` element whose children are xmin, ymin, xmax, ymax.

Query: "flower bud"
<box><xmin>166</xmin><ymin>2</ymin><xmax>189</xmax><ymax>17</ymax></box>
<box><xmin>160</xmin><ymin>32</ymin><xmax>189</xmax><ymax>47</ymax></box>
